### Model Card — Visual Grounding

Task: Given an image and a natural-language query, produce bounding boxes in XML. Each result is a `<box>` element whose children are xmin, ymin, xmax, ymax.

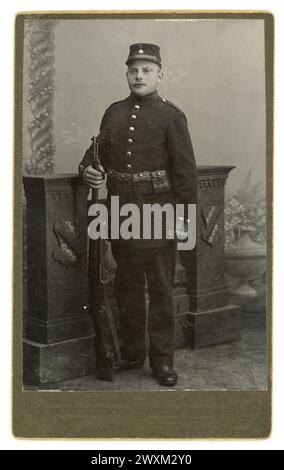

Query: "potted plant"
<box><xmin>224</xmin><ymin>171</ymin><xmax>266</xmax><ymax>309</ymax></box>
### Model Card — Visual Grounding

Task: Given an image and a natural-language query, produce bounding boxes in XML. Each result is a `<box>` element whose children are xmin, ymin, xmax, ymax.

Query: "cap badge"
<box><xmin>138</xmin><ymin>49</ymin><xmax>144</xmax><ymax>54</ymax></box>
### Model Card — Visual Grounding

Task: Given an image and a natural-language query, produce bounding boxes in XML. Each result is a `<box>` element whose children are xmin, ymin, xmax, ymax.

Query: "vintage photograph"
<box><xmin>21</xmin><ymin>14</ymin><xmax>268</xmax><ymax>393</ymax></box>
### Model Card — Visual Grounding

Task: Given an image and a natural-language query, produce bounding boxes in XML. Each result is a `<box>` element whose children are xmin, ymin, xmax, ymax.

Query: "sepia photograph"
<box><xmin>14</xmin><ymin>11</ymin><xmax>272</xmax><ymax>438</ymax></box>
<box><xmin>21</xmin><ymin>13</ymin><xmax>268</xmax><ymax>390</ymax></box>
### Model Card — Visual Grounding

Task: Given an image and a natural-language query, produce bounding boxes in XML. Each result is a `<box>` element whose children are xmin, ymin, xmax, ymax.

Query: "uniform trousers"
<box><xmin>111</xmin><ymin>241</ymin><xmax>176</xmax><ymax>369</ymax></box>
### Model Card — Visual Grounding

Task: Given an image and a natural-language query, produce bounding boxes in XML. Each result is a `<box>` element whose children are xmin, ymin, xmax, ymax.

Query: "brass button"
<box><xmin>126</xmin><ymin>151</ymin><xmax>132</xmax><ymax>156</ymax></box>
<box><xmin>162</xmin><ymin>98</ymin><xmax>166</xmax><ymax>102</ymax></box>
<box><xmin>128</xmin><ymin>138</ymin><xmax>133</xmax><ymax>143</ymax></box>
<box><xmin>134</xmin><ymin>105</ymin><xmax>140</xmax><ymax>109</ymax></box>
<box><xmin>121</xmin><ymin>174</ymin><xmax>125</xmax><ymax>178</ymax></box>
<box><xmin>129</xmin><ymin>127</ymin><xmax>135</xmax><ymax>131</ymax></box>
<box><xmin>139</xmin><ymin>173</ymin><xmax>143</xmax><ymax>177</ymax></box>
<box><xmin>131</xmin><ymin>114</ymin><xmax>137</xmax><ymax>119</ymax></box>
<box><xmin>127</xmin><ymin>164</ymin><xmax>132</xmax><ymax>169</ymax></box>
<box><xmin>157</xmin><ymin>171</ymin><xmax>161</xmax><ymax>176</ymax></box>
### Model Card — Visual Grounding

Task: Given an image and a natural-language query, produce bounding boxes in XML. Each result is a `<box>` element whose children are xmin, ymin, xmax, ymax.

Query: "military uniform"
<box><xmin>79</xmin><ymin>44</ymin><xmax>197</xmax><ymax>380</ymax></box>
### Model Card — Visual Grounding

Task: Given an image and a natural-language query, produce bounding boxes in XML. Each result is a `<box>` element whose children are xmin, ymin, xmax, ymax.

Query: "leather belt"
<box><xmin>107</xmin><ymin>169</ymin><xmax>172</xmax><ymax>196</ymax></box>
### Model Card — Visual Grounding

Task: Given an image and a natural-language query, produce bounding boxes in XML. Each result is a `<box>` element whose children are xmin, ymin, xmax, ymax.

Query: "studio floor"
<box><xmin>32</xmin><ymin>312</ymin><xmax>267</xmax><ymax>392</ymax></box>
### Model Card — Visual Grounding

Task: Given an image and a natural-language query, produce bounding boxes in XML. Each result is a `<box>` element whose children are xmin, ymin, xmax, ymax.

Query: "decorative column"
<box><xmin>24</xmin><ymin>19</ymin><xmax>57</xmax><ymax>174</ymax></box>
<box><xmin>23</xmin><ymin>175</ymin><xmax>95</xmax><ymax>385</ymax></box>
<box><xmin>180</xmin><ymin>166</ymin><xmax>242</xmax><ymax>348</ymax></box>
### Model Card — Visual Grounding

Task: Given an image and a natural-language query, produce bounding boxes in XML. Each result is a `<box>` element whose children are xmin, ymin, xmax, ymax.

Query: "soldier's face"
<box><xmin>126</xmin><ymin>60</ymin><xmax>163</xmax><ymax>97</ymax></box>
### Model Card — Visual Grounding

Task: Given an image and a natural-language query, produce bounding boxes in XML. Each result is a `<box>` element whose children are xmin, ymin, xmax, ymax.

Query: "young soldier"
<box><xmin>79</xmin><ymin>43</ymin><xmax>197</xmax><ymax>386</ymax></box>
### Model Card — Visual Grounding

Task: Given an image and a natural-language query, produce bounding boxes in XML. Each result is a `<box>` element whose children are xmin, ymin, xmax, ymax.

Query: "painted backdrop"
<box><xmin>23</xmin><ymin>18</ymin><xmax>266</xmax><ymax>194</ymax></box>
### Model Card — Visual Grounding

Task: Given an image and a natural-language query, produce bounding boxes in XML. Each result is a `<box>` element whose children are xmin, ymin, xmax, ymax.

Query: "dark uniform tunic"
<box><xmin>79</xmin><ymin>90</ymin><xmax>197</xmax><ymax>369</ymax></box>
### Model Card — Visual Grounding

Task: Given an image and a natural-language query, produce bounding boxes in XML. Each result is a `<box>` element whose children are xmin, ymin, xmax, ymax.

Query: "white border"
<box><xmin>1</xmin><ymin>0</ymin><xmax>283</xmax><ymax>450</ymax></box>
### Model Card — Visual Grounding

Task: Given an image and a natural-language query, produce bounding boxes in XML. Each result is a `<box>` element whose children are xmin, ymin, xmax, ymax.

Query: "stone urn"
<box><xmin>225</xmin><ymin>227</ymin><xmax>266</xmax><ymax>308</ymax></box>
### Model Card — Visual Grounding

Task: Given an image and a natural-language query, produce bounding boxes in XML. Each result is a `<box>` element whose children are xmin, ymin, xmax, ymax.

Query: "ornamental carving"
<box><xmin>199</xmin><ymin>179</ymin><xmax>226</xmax><ymax>189</ymax></box>
<box><xmin>53</xmin><ymin>220</ymin><xmax>81</xmax><ymax>266</ymax></box>
<box><xmin>201</xmin><ymin>203</ymin><xmax>222</xmax><ymax>246</ymax></box>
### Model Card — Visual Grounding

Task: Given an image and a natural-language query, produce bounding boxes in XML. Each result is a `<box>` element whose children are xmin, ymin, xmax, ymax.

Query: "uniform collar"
<box><xmin>129</xmin><ymin>90</ymin><xmax>159</xmax><ymax>103</ymax></box>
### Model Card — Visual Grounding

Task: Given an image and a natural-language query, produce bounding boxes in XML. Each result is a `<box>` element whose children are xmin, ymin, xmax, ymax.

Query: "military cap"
<box><xmin>126</xmin><ymin>43</ymin><xmax>162</xmax><ymax>68</ymax></box>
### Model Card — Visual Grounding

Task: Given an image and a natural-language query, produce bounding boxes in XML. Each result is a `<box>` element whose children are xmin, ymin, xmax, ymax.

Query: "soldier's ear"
<box><xmin>157</xmin><ymin>69</ymin><xmax>164</xmax><ymax>82</ymax></box>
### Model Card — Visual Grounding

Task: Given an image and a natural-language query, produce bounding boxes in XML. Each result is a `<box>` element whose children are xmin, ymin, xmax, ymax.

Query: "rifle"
<box><xmin>88</xmin><ymin>136</ymin><xmax>122</xmax><ymax>381</ymax></box>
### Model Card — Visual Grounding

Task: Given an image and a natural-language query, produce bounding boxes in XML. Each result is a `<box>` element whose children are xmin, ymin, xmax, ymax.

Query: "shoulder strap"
<box><xmin>160</xmin><ymin>97</ymin><xmax>183</xmax><ymax>113</ymax></box>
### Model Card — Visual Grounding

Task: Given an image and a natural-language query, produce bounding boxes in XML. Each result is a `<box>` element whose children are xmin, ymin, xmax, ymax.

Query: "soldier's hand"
<box><xmin>175</xmin><ymin>217</ymin><xmax>189</xmax><ymax>241</ymax></box>
<box><xmin>82</xmin><ymin>164</ymin><xmax>105</xmax><ymax>189</ymax></box>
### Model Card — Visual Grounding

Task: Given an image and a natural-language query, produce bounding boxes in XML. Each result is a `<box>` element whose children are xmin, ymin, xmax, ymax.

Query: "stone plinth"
<box><xmin>23</xmin><ymin>175</ymin><xmax>95</xmax><ymax>384</ymax></box>
<box><xmin>180</xmin><ymin>166</ymin><xmax>242</xmax><ymax>348</ymax></box>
